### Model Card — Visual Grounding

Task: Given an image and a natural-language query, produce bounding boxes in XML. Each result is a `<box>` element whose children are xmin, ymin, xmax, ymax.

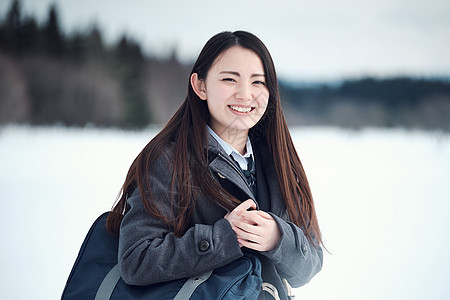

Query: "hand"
<box><xmin>225</xmin><ymin>200</ymin><xmax>281</xmax><ymax>252</ymax></box>
<box><xmin>224</xmin><ymin>200</ymin><xmax>257</xmax><ymax>247</ymax></box>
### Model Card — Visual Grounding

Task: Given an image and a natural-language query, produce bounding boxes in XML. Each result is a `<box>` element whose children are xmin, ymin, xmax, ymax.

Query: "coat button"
<box><xmin>199</xmin><ymin>240</ymin><xmax>210</xmax><ymax>252</ymax></box>
<box><xmin>301</xmin><ymin>244</ymin><xmax>308</xmax><ymax>255</ymax></box>
<box><xmin>217</xmin><ymin>172</ymin><xmax>226</xmax><ymax>179</ymax></box>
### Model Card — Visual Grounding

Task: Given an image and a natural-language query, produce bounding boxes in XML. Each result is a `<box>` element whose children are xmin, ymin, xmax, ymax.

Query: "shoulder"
<box><xmin>150</xmin><ymin>141</ymin><xmax>177</xmax><ymax>168</ymax></box>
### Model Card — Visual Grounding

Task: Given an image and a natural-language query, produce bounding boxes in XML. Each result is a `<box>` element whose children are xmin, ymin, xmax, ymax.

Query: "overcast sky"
<box><xmin>2</xmin><ymin>0</ymin><xmax>450</xmax><ymax>81</ymax></box>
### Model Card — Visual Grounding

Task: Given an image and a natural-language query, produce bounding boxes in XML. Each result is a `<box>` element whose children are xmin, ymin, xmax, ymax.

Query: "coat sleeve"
<box><xmin>260</xmin><ymin>213</ymin><xmax>323</xmax><ymax>288</ymax></box>
<box><xmin>118</xmin><ymin>151</ymin><xmax>243</xmax><ymax>286</ymax></box>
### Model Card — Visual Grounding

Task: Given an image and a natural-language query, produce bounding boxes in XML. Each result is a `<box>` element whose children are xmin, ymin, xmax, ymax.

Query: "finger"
<box><xmin>226</xmin><ymin>200</ymin><xmax>255</xmax><ymax>224</ymax></box>
<box><xmin>235</xmin><ymin>212</ymin><xmax>259</xmax><ymax>226</ymax></box>
<box><xmin>236</xmin><ymin>199</ymin><xmax>257</xmax><ymax>211</ymax></box>
<box><xmin>234</xmin><ymin>220</ymin><xmax>263</xmax><ymax>236</ymax></box>
<box><xmin>256</xmin><ymin>210</ymin><xmax>274</xmax><ymax>220</ymax></box>
<box><xmin>238</xmin><ymin>210</ymin><xmax>266</xmax><ymax>225</ymax></box>
<box><xmin>232</xmin><ymin>224</ymin><xmax>261</xmax><ymax>242</ymax></box>
<box><xmin>237</xmin><ymin>238</ymin><xmax>264</xmax><ymax>252</ymax></box>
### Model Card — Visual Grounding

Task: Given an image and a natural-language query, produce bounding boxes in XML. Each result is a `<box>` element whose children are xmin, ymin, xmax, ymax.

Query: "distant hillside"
<box><xmin>0</xmin><ymin>0</ymin><xmax>190</xmax><ymax>128</ymax></box>
<box><xmin>1</xmin><ymin>0</ymin><xmax>449</xmax><ymax>131</ymax></box>
<box><xmin>280</xmin><ymin>78</ymin><xmax>450</xmax><ymax>130</ymax></box>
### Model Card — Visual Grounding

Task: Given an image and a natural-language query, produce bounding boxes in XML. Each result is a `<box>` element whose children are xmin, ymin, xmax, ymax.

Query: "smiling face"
<box><xmin>191</xmin><ymin>46</ymin><xmax>270</xmax><ymax>145</ymax></box>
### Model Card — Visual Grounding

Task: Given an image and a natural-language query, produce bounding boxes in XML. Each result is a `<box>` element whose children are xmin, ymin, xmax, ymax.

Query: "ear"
<box><xmin>190</xmin><ymin>73</ymin><xmax>207</xmax><ymax>100</ymax></box>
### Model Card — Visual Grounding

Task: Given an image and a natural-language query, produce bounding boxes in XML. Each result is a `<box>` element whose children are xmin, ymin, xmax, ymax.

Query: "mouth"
<box><xmin>229</xmin><ymin>105</ymin><xmax>255</xmax><ymax>113</ymax></box>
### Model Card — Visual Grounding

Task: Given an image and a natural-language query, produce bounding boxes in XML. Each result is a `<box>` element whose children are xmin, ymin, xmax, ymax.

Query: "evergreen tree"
<box><xmin>85</xmin><ymin>26</ymin><xmax>107</xmax><ymax>60</ymax></box>
<box><xmin>67</xmin><ymin>32</ymin><xmax>85</xmax><ymax>62</ymax></box>
<box><xmin>20</xmin><ymin>16</ymin><xmax>39</xmax><ymax>53</ymax></box>
<box><xmin>43</xmin><ymin>4</ymin><xmax>65</xmax><ymax>56</ymax></box>
<box><xmin>0</xmin><ymin>0</ymin><xmax>22</xmax><ymax>54</ymax></box>
<box><xmin>115</xmin><ymin>35</ymin><xmax>150</xmax><ymax>128</ymax></box>
<box><xmin>0</xmin><ymin>0</ymin><xmax>41</xmax><ymax>55</ymax></box>
<box><xmin>5</xmin><ymin>0</ymin><xmax>21</xmax><ymax>28</ymax></box>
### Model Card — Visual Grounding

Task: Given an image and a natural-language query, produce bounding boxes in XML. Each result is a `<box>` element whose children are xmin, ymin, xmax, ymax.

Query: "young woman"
<box><xmin>107</xmin><ymin>30</ymin><xmax>323</xmax><ymax>299</ymax></box>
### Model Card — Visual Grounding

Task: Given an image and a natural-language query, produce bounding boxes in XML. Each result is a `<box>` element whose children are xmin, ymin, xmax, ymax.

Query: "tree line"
<box><xmin>1</xmin><ymin>0</ymin><xmax>449</xmax><ymax>130</ymax></box>
<box><xmin>0</xmin><ymin>0</ymin><xmax>190</xmax><ymax>128</ymax></box>
<box><xmin>280</xmin><ymin>77</ymin><xmax>450</xmax><ymax>130</ymax></box>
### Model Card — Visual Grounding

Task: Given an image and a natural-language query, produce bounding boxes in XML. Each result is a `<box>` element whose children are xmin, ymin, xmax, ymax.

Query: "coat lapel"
<box><xmin>206</xmin><ymin>132</ymin><xmax>289</xmax><ymax>220</ymax></box>
<box><xmin>207</xmin><ymin>135</ymin><xmax>255</xmax><ymax>202</ymax></box>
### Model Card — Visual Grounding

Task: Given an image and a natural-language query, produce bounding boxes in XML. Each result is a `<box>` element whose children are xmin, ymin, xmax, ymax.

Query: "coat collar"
<box><xmin>206</xmin><ymin>132</ymin><xmax>256</xmax><ymax>203</ymax></box>
<box><xmin>205</xmin><ymin>132</ymin><xmax>288</xmax><ymax>219</ymax></box>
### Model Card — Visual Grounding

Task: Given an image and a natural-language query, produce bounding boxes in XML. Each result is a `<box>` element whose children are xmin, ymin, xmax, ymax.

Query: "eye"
<box><xmin>222</xmin><ymin>78</ymin><xmax>236</xmax><ymax>83</ymax></box>
<box><xmin>253</xmin><ymin>80</ymin><xmax>266</xmax><ymax>86</ymax></box>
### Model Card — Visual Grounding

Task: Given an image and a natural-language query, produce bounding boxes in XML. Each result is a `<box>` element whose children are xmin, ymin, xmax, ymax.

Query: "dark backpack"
<box><xmin>61</xmin><ymin>212</ymin><xmax>263</xmax><ymax>300</ymax></box>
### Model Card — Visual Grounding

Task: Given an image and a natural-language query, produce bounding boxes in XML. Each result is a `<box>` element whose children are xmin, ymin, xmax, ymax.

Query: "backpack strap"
<box><xmin>173</xmin><ymin>270</ymin><xmax>213</xmax><ymax>300</ymax></box>
<box><xmin>94</xmin><ymin>264</ymin><xmax>213</xmax><ymax>300</ymax></box>
<box><xmin>95</xmin><ymin>264</ymin><xmax>121</xmax><ymax>300</ymax></box>
<box><xmin>262</xmin><ymin>282</ymin><xmax>280</xmax><ymax>300</ymax></box>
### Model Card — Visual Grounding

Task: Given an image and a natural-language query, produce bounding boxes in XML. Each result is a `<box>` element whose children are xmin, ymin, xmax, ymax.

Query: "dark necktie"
<box><xmin>230</xmin><ymin>154</ymin><xmax>256</xmax><ymax>196</ymax></box>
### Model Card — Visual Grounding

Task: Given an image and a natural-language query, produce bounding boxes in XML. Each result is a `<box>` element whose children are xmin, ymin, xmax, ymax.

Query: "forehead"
<box><xmin>209</xmin><ymin>46</ymin><xmax>264</xmax><ymax>74</ymax></box>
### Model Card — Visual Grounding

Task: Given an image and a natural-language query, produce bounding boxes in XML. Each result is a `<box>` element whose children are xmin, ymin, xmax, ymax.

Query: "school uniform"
<box><xmin>118</xmin><ymin>131</ymin><xmax>323</xmax><ymax>299</ymax></box>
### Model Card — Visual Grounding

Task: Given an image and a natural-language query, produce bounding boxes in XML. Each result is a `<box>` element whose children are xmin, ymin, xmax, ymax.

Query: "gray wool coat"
<box><xmin>118</xmin><ymin>133</ymin><xmax>323</xmax><ymax>299</ymax></box>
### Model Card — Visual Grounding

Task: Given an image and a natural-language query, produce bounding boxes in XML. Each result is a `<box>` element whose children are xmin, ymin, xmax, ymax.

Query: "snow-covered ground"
<box><xmin>1</xmin><ymin>125</ymin><xmax>449</xmax><ymax>299</ymax></box>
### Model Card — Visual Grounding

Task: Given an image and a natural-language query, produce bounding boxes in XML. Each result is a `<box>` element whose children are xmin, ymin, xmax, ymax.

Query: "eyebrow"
<box><xmin>219</xmin><ymin>71</ymin><xmax>265</xmax><ymax>78</ymax></box>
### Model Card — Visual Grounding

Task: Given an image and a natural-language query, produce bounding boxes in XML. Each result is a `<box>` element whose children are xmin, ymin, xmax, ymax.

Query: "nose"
<box><xmin>236</xmin><ymin>83</ymin><xmax>252</xmax><ymax>101</ymax></box>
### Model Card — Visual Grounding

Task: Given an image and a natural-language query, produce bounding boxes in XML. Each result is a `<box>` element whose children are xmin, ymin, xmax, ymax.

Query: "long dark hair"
<box><xmin>107</xmin><ymin>31</ymin><xmax>322</xmax><ymax>247</ymax></box>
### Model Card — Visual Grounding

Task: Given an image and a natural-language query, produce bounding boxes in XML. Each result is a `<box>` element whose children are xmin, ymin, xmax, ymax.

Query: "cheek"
<box><xmin>206</xmin><ymin>82</ymin><xmax>232</xmax><ymax>100</ymax></box>
<box><xmin>256</xmin><ymin>90</ymin><xmax>270</xmax><ymax>112</ymax></box>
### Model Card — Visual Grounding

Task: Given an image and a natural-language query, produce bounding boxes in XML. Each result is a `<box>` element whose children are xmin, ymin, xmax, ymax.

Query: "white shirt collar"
<box><xmin>207</xmin><ymin>126</ymin><xmax>254</xmax><ymax>170</ymax></box>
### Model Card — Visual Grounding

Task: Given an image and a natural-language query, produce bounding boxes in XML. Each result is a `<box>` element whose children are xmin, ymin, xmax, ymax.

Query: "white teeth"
<box><xmin>230</xmin><ymin>105</ymin><xmax>252</xmax><ymax>113</ymax></box>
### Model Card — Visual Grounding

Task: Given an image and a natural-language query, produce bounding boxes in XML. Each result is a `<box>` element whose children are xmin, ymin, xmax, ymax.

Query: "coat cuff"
<box><xmin>194</xmin><ymin>218</ymin><xmax>243</xmax><ymax>259</ymax></box>
<box><xmin>261</xmin><ymin>213</ymin><xmax>309</xmax><ymax>265</ymax></box>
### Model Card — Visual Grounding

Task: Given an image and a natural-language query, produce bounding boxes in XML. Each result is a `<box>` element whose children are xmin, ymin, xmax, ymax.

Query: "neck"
<box><xmin>217</xmin><ymin>128</ymin><xmax>249</xmax><ymax>155</ymax></box>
